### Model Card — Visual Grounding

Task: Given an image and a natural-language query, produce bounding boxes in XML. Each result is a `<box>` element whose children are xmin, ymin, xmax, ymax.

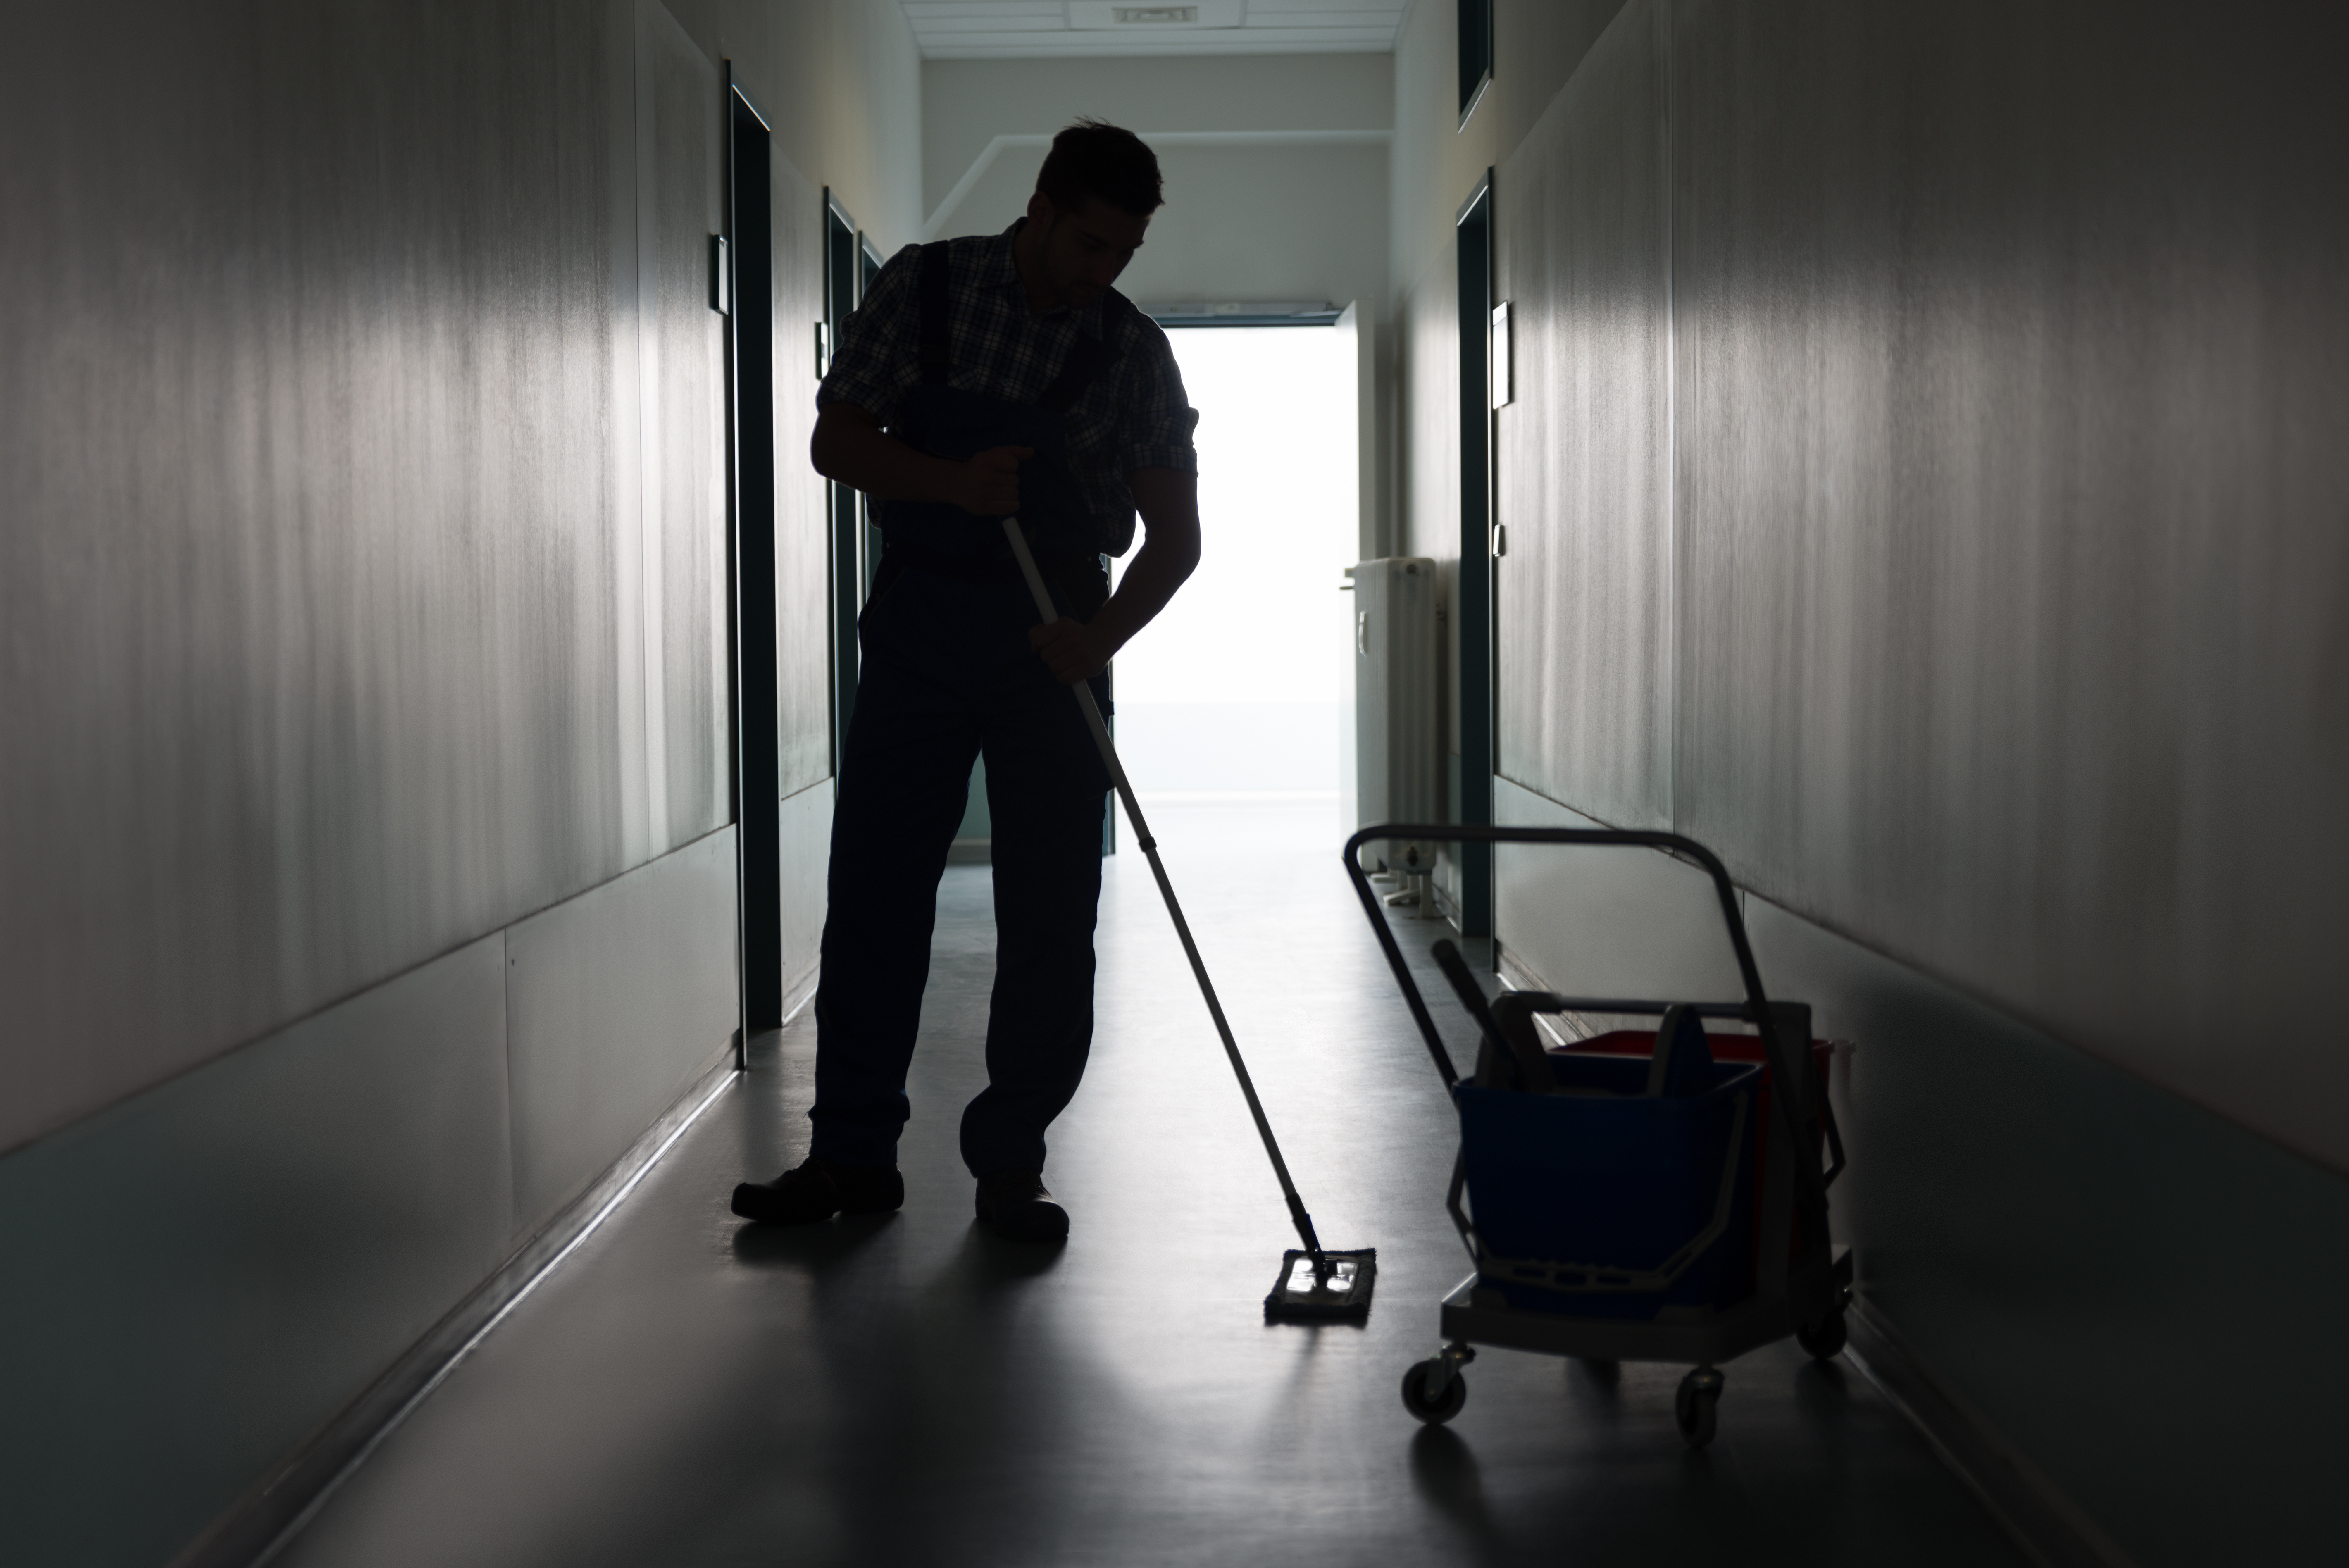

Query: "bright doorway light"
<box><xmin>1113</xmin><ymin>325</ymin><xmax>1356</xmax><ymax>807</ymax></box>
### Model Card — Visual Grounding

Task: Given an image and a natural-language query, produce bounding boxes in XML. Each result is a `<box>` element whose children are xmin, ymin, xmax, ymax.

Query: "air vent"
<box><xmin>1066</xmin><ymin>1</ymin><xmax>1244</xmax><ymax>29</ymax></box>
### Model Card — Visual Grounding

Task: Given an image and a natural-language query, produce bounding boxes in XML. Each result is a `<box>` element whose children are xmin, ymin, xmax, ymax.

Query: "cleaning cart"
<box><xmin>1344</xmin><ymin>825</ymin><xmax>1851</xmax><ymax>1448</ymax></box>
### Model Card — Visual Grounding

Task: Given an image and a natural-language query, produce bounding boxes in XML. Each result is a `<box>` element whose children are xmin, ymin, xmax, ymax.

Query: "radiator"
<box><xmin>1350</xmin><ymin>557</ymin><xmax>1440</xmax><ymax>875</ymax></box>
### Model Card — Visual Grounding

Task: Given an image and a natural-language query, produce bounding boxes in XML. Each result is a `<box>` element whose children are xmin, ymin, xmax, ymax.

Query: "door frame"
<box><xmin>724</xmin><ymin>67</ymin><xmax>781</xmax><ymax>1037</ymax></box>
<box><xmin>857</xmin><ymin>236</ymin><xmax>886</xmax><ymax>604</ymax></box>
<box><xmin>1454</xmin><ymin>171</ymin><xmax>1496</xmax><ymax>940</ymax></box>
<box><xmin>821</xmin><ymin>190</ymin><xmax>862</xmax><ymax>782</ymax></box>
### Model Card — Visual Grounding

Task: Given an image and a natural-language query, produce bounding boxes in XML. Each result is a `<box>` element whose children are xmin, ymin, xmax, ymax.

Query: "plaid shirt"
<box><xmin>817</xmin><ymin>220</ymin><xmax>1198</xmax><ymax>556</ymax></box>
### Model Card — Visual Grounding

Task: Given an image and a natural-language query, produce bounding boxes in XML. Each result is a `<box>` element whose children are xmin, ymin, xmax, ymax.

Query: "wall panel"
<box><xmin>505</xmin><ymin>827</ymin><xmax>738</xmax><ymax>1235</ymax></box>
<box><xmin>1494</xmin><ymin>0</ymin><xmax>1671</xmax><ymax>830</ymax></box>
<box><xmin>636</xmin><ymin>1</ymin><xmax>732</xmax><ymax>853</ymax></box>
<box><xmin>0</xmin><ymin>1</ymin><xmax>633</xmax><ymax>1153</ymax></box>
<box><xmin>0</xmin><ymin>938</ymin><xmax>512</xmax><ymax>1568</ymax></box>
<box><xmin>1494</xmin><ymin>777</ymin><xmax>1746</xmax><ymax>1007</ymax></box>
<box><xmin>772</xmin><ymin>150</ymin><xmax>836</xmax><ymax>799</ymax></box>
<box><xmin>1751</xmin><ymin>897</ymin><xmax>2349</xmax><ymax>1568</ymax></box>
<box><xmin>1671</xmin><ymin>0</ymin><xmax>2349</xmax><ymax>1170</ymax></box>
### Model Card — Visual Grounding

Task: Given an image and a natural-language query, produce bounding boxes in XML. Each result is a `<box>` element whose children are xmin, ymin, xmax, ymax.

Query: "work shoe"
<box><xmin>973</xmin><ymin>1170</ymin><xmax>1070</xmax><ymax>1243</ymax></box>
<box><xmin>731</xmin><ymin>1156</ymin><xmax>903</xmax><ymax>1225</ymax></box>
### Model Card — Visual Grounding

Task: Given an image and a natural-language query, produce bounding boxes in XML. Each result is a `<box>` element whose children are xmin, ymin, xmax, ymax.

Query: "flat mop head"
<box><xmin>1264</xmin><ymin>1248</ymin><xmax>1377</xmax><ymax>1321</ymax></box>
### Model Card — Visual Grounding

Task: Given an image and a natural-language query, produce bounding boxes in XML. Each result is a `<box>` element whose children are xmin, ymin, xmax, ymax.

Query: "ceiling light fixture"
<box><xmin>1065</xmin><ymin>1</ymin><xmax>1245</xmax><ymax>29</ymax></box>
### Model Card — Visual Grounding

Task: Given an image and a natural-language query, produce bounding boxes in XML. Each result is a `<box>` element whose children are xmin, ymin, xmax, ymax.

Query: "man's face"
<box><xmin>1028</xmin><ymin>193</ymin><xmax>1151</xmax><ymax>309</ymax></box>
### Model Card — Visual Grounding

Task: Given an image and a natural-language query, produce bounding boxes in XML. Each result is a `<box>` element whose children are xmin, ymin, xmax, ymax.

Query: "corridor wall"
<box><xmin>1390</xmin><ymin>0</ymin><xmax>1632</xmax><ymax>903</ymax></box>
<box><xmin>1388</xmin><ymin>2</ymin><xmax>2349</xmax><ymax>1564</ymax></box>
<box><xmin>0</xmin><ymin>3</ymin><xmax>920</xmax><ymax>1564</ymax></box>
<box><xmin>666</xmin><ymin>0</ymin><xmax>925</xmax><ymax>963</ymax></box>
<box><xmin>920</xmin><ymin>54</ymin><xmax>1391</xmax><ymax>315</ymax></box>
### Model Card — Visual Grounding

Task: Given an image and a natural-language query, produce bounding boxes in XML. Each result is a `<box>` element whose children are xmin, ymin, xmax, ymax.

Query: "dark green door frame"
<box><xmin>858</xmin><ymin>236</ymin><xmax>886</xmax><ymax>605</ymax></box>
<box><xmin>822</xmin><ymin>190</ymin><xmax>861</xmax><ymax>782</ymax></box>
<box><xmin>1455</xmin><ymin>172</ymin><xmax>1496</xmax><ymax>940</ymax></box>
<box><xmin>726</xmin><ymin>68</ymin><xmax>781</xmax><ymax>1036</ymax></box>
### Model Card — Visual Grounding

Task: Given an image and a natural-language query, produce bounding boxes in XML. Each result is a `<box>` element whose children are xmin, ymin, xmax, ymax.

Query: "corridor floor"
<box><xmin>270</xmin><ymin>799</ymin><xmax>2026</xmax><ymax>1568</ymax></box>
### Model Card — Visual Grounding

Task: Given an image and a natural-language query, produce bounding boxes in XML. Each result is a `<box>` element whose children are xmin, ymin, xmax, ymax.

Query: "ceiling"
<box><xmin>902</xmin><ymin>2</ymin><xmax>1411</xmax><ymax>60</ymax></box>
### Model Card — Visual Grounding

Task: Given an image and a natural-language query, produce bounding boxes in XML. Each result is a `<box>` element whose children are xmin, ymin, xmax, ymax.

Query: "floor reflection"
<box><xmin>1410</xmin><ymin>1425</ymin><xmax>1503</xmax><ymax>1563</ymax></box>
<box><xmin>269</xmin><ymin>800</ymin><xmax>2030</xmax><ymax>1568</ymax></box>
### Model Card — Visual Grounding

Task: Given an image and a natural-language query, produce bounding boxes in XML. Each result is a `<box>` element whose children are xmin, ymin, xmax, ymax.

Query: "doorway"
<box><xmin>943</xmin><ymin>314</ymin><xmax>1360</xmax><ymax>863</ymax></box>
<box><xmin>1110</xmin><ymin>321</ymin><xmax>1358</xmax><ymax>818</ymax></box>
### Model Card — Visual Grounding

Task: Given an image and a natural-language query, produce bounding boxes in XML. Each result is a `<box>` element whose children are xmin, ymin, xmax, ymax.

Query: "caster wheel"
<box><xmin>1797</xmin><ymin>1307</ymin><xmax>1848</xmax><ymax>1360</ymax></box>
<box><xmin>1675</xmin><ymin>1368</ymin><xmax>1722</xmax><ymax>1449</ymax></box>
<box><xmin>1401</xmin><ymin>1359</ymin><xmax>1468</xmax><ymax>1425</ymax></box>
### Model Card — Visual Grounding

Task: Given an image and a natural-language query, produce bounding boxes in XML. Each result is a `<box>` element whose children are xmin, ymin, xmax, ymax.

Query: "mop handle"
<box><xmin>999</xmin><ymin>517</ymin><xmax>1325</xmax><ymax>1262</ymax></box>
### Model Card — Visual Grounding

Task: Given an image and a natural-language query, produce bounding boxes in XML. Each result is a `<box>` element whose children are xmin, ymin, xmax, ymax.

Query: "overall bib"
<box><xmin>808</xmin><ymin>243</ymin><xmax>1128</xmax><ymax>1177</ymax></box>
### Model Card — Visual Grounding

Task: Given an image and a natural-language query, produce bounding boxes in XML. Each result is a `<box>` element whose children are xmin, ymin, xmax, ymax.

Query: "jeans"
<box><xmin>807</xmin><ymin>560</ymin><xmax>1110</xmax><ymax>1177</ymax></box>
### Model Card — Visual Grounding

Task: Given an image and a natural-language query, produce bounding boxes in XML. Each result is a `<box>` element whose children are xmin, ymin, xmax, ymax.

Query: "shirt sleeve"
<box><xmin>815</xmin><ymin>243</ymin><xmax>921</xmax><ymax>427</ymax></box>
<box><xmin>1117</xmin><ymin>319</ymin><xmax>1200</xmax><ymax>477</ymax></box>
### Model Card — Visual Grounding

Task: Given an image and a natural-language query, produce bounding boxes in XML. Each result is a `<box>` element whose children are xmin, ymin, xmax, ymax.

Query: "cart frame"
<box><xmin>1344</xmin><ymin>824</ymin><xmax>1852</xmax><ymax>1443</ymax></box>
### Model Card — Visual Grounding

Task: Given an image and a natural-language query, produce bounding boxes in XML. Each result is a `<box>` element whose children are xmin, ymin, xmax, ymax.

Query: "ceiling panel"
<box><xmin>902</xmin><ymin>0</ymin><xmax>1410</xmax><ymax>59</ymax></box>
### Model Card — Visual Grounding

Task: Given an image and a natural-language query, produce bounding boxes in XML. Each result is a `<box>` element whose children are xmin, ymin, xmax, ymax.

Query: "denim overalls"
<box><xmin>809</xmin><ymin>242</ymin><xmax>1130</xmax><ymax>1178</ymax></box>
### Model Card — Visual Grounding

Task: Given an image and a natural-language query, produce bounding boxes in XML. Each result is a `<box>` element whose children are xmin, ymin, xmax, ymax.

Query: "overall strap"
<box><xmin>1033</xmin><ymin>292</ymin><xmax>1135</xmax><ymax>414</ymax></box>
<box><xmin>917</xmin><ymin>242</ymin><xmax>951</xmax><ymax>385</ymax></box>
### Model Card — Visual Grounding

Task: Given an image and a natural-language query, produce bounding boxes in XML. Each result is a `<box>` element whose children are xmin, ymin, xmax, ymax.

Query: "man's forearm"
<box><xmin>810</xmin><ymin>408</ymin><xmax>958</xmax><ymax>503</ymax></box>
<box><xmin>1006</xmin><ymin>467</ymin><xmax>1198</xmax><ymax>684</ymax></box>
<box><xmin>1090</xmin><ymin>466</ymin><xmax>1201</xmax><ymax>656</ymax></box>
<box><xmin>1091</xmin><ymin>528</ymin><xmax>1197</xmax><ymax>658</ymax></box>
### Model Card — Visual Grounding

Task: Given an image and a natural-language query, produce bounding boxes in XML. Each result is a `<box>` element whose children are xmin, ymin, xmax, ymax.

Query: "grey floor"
<box><xmin>272</xmin><ymin>799</ymin><xmax>2026</xmax><ymax>1567</ymax></box>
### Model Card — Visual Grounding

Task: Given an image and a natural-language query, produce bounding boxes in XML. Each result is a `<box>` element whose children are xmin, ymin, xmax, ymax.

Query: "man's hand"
<box><xmin>812</xmin><ymin>405</ymin><xmax>1038</xmax><ymax>517</ymax></box>
<box><xmin>1028</xmin><ymin>616</ymin><xmax>1112</xmax><ymax>684</ymax></box>
<box><xmin>953</xmin><ymin>446</ymin><xmax>1033</xmax><ymax>518</ymax></box>
<box><xmin>1020</xmin><ymin>467</ymin><xmax>1199</xmax><ymax>685</ymax></box>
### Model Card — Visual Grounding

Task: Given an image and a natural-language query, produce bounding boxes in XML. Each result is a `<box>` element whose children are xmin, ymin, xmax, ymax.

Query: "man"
<box><xmin>730</xmin><ymin>121</ymin><xmax>1200</xmax><ymax>1242</ymax></box>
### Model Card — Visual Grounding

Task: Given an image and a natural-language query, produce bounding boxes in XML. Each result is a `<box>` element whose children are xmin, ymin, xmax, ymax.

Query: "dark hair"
<box><xmin>1034</xmin><ymin>118</ymin><xmax>1163</xmax><ymax>218</ymax></box>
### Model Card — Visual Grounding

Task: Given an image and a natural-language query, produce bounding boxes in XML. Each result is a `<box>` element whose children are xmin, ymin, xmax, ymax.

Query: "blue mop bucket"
<box><xmin>1456</xmin><ymin>1051</ymin><xmax>1761</xmax><ymax>1319</ymax></box>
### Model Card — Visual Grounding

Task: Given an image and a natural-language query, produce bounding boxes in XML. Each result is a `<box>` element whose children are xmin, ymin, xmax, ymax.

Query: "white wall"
<box><xmin>671</xmin><ymin>0</ymin><xmax>926</xmax><ymax>252</ymax></box>
<box><xmin>920</xmin><ymin>55</ymin><xmax>1391</xmax><ymax>310</ymax></box>
<box><xmin>925</xmin><ymin>53</ymin><xmax>1391</xmax><ymax>213</ymax></box>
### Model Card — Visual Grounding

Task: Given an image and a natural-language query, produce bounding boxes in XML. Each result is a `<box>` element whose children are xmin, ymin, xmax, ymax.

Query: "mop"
<box><xmin>1001</xmin><ymin>516</ymin><xmax>1375</xmax><ymax>1320</ymax></box>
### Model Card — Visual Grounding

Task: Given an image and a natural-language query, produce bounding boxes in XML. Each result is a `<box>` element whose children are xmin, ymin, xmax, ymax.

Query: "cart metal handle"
<box><xmin>1341</xmin><ymin>825</ymin><xmax>1770</xmax><ymax>1081</ymax></box>
<box><xmin>1341</xmin><ymin>822</ymin><xmax>1835</xmax><ymax>1265</ymax></box>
